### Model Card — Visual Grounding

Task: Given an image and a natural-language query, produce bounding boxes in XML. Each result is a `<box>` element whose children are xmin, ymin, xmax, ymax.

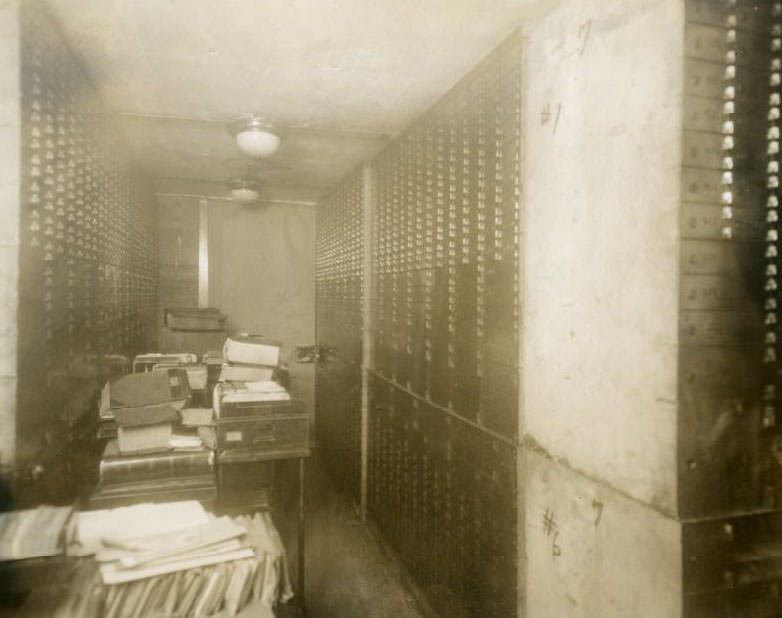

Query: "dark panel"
<box><xmin>683</xmin><ymin>512</ymin><xmax>782</xmax><ymax>617</ymax></box>
<box><xmin>371</xmin><ymin>33</ymin><xmax>521</xmax><ymax>436</ymax></box>
<box><xmin>367</xmin><ymin>30</ymin><xmax>522</xmax><ymax>617</ymax></box>
<box><xmin>315</xmin><ymin>169</ymin><xmax>364</xmax><ymax>502</ymax></box>
<box><xmin>368</xmin><ymin>375</ymin><xmax>517</xmax><ymax>618</ymax></box>
<box><xmin>15</xmin><ymin>1</ymin><xmax>158</xmax><ymax>480</ymax></box>
<box><xmin>678</xmin><ymin>0</ymin><xmax>779</xmax><ymax>521</ymax></box>
<box><xmin>681</xmin><ymin>2</ymin><xmax>782</xmax><ymax>616</ymax></box>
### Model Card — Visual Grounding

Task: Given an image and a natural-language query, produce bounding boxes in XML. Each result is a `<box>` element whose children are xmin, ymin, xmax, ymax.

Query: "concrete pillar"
<box><xmin>521</xmin><ymin>0</ymin><xmax>686</xmax><ymax>615</ymax></box>
<box><xmin>0</xmin><ymin>0</ymin><xmax>21</xmax><ymax>468</ymax></box>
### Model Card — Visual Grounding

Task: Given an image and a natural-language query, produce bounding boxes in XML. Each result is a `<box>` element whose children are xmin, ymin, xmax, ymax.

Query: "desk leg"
<box><xmin>216</xmin><ymin>462</ymin><xmax>223</xmax><ymax>510</ymax></box>
<box><xmin>298</xmin><ymin>458</ymin><xmax>306</xmax><ymax>613</ymax></box>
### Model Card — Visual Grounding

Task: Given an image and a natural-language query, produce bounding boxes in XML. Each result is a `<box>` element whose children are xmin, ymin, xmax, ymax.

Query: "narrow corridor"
<box><xmin>273</xmin><ymin>452</ymin><xmax>426</xmax><ymax>618</ymax></box>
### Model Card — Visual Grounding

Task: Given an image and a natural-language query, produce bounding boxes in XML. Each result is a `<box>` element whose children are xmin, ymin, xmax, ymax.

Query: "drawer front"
<box><xmin>683</xmin><ymin>511</ymin><xmax>782</xmax><ymax>595</ymax></box>
<box><xmin>217</xmin><ymin>461</ymin><xmax>273</xmax><ymax>509</ymax></box>
<box><xmin>219</xmin><ymin>485</ymin><xmax>271</xmax><ymax>509</ymax></box>
<box><xmin>220</xmin><ymin>399</ymin><xmax>306</xmax><ymax>418</ymax></box>
<box><xmin>217</xmin><ymin>415</ymin><xmax>309</xmax><ymax>452</ymax></box>
<box><xmin>219</xmin><ymin>460</ymin><xmax>273</xmax><ymax>489</ymax></box>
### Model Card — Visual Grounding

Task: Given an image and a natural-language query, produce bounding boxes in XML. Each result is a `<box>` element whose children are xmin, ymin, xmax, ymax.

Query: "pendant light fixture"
<box><xmin>228</xmin><ymin>116</ymin><xmax>281</xmax><ymax>159</ymax></box>
<box><xmin>227</xmin><ymin>178</ymin><xmax>261</xmax><ymax>204</ymax></box>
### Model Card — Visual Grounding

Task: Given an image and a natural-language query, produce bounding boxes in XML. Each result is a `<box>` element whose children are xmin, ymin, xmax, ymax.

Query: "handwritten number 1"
<box><xmin>592</xmin><ymin>499</ymin><xmax>604</xmax><ymax>526</ymax></box>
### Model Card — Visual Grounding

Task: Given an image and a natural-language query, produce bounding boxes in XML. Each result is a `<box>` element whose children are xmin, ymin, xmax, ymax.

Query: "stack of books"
<box><xmin>92</xmin><ymin>370</ymin><xmax>217</xmax><ymax>509</ymax></box>
<box><xmin>62</xmin><ymin>501</ymin><xmax>292</xmax><ymax>618</ymax></box>
<box><xmin>97</xmin><ymin>368</ymin><xmax>191</xmax><ymax>440</ymax></box>
<box><xmin>212</xmin><ymin>336</ymin><xmax>297</xmax><ymax>511</ymax></box>
<box><xmin>91</xmin><ymin>439</ymin><xmax>216</xmax><ymax>511</ymax></box>
<box><xmin>203</xmin><ymin>350</ymin><xmax>224</xmax><ymax>394</ymax></box>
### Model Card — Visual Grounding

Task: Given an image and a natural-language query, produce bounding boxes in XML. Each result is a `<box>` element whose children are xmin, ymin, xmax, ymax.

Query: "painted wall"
<box><xmin>210</xmin><ymin>200</ymin><xmax>316</xmax><ymax>408</ymax></box>
<box><xmin>0</xmin><ymin>0</ymin><xmax>20</xmax><ymax>467</ymax></box>
<box><xmin>522</xmin><ymin>0</ymin><xmax>683</xmax><ymax>512</ymax></box>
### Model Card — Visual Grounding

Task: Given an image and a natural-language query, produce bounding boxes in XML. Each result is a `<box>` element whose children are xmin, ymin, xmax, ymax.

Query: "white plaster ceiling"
<box><xmin>42</xmin><ymin>0</ymin><xmax>551</xmax><ymax>202</ymax></box>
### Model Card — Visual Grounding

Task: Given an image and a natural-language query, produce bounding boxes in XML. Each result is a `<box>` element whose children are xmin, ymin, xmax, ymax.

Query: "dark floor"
<box><xmin>275</xmin><ymin>451</ymin><xmax>426</xmax><ymax>618</ymax></box>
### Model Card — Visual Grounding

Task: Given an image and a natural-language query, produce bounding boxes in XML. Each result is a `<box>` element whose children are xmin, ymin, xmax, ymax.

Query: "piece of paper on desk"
<box><xmin>244</xmin><ymin>381</ymin><xmax>286</xmax><ymax>393</ymax></box>
<box><xmin>101</xmin><ymin>547</ymin><xmax>255</xmax><ymax>585</ymax></box>
<box><xmin>222</xmin><ymin>381</ymin><xmax>291</xmax><ymax>403</ymax></box>
<box><xmin>169</xmin><ymin>431</ymin><xmax>203</xmax><ymax>449</ymax></box>
<box><xmin>180</xmin><ymin>407</ymin><xmax>214</xmax><ymax>427</ymax></box>
<box><xmin>198</xmin><ymin>425</ymin><xmax>217</xmax><ymax>449</ymax></box>
<box><xmin>62</xmin><ymin>511</ymin><xmax>292</xmax><ymax>617</ymax></box>
<box><xmin>117</xmin><ymin>422</ymin><xmax>173</xmax><ymax>454</ymax></box>
<box><xmin>95</xmin><ymin>515</ymin><xmax>252</xmax><ymax>585</ymax></box>
<box><xmin>96</xmin><ymin>538</ymin><xmax>241</xmax><ymax>565</ymax></box>
<box><xmin>235</xmin><ymin>511</ymin><xmax>293</xmax><ymax>607</ymax></box>
<box><xmin>97</xmin><ymin>516</ymin><xmax>245</xmax><ymax>562</ymax></box>
<box><xmin>101</xmin><ymin>538</ymin><xmax>245</xmax><ymax>574</ymax></box>
<box><xmin>75</xmin><ymin>501</ymin><xmax>209</xmax><ymax>555</ymax></box>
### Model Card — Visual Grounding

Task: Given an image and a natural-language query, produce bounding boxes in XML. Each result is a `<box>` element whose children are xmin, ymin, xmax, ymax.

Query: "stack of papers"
<box><xmin>218</xmin><ymin>364</ymin><xmax>275</xmax><ymax>383</ymax></box>
<box><xmin>69</xmin><ymin>502</ymin><xmax>291</xmax><ymax>617</ymax></box>
<box><xmin>76</xmin><ymin>501</ymin><xmax>210</xmax><ymax>556</ymax></box>
<box><xmin>96</xmin><ymin>516</ymin><xmax>252</xmax><ymax>584</ymax></box>
<box><xmin>180</xmin><ymin>408</ymin><xmax>214</xmax><ymax>427</ymax></box>
<box><xmin>225</xmin><ymin>381</ymin><xmax>289</xmax><ymax>402</ymax></box>
<box><xmin>213</xmin><ymin>381</ymin><xmax>291</xmax><ymax>418</ymax></box>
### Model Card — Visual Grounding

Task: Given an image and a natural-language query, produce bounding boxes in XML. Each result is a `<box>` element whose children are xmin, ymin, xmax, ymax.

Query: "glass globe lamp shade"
<box><xmin>227</xmin><ymin>178</ymin><xmax>261</xmax><ymax>204</ymax></box>
<box><xmin>235</xmin><ymin>128</ymin><xmax>281</xmax><ymax>158</ymax></box>
<box><xmin>230</xmin><ymin>186</ymin><xmax>260</xmax><ymax>204</ymax></box>
<box><xmin>229</xmin><ymin>117</ymin><xmax>281</xmax><ymax>158</ymax></box>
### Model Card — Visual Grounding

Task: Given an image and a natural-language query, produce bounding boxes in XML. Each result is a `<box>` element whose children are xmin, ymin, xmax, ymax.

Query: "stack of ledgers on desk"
<box><xmin>97</xmin><ymin>366</ymin><xmax>192</xmax><ymax>440</ymax></box>
<box><xmin>92</xmin><ymin>437</ymin><xmax>216</xmax><ymax>509</ymax></box>
<box><xmin>92</xmin><ymin>370</ymin><xmax>217</xmax><ymax>509</ymax></box>
<box><xmin>61</xmin><ymin>500</ymin><xmax>292</xmax><ymax>618</ymax></box>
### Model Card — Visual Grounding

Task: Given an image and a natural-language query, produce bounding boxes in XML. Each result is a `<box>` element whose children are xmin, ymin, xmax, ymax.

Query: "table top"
<box><xmin>216</xmin><ymin>448</ymin><xmax>311</xmax><ymax>464</ymax></box>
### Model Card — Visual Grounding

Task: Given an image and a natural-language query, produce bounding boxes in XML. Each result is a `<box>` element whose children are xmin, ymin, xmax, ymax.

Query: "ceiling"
<box><xmin>43</xmin><ymin>0</ymin><xmax>551</xmax><ymax>203</ymax></box>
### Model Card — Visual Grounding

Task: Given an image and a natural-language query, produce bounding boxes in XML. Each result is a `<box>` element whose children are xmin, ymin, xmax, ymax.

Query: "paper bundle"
<box><xmin>66</xmin><ymin>502</ymin><xmax>292</xmax><ymax>618</ymax></box>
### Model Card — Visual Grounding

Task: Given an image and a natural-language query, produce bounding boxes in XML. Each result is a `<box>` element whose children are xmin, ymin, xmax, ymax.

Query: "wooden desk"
<box><xmin>216</xmin><ymin>448</ymin><xmax>310</xmax><ymax>615</ymax></box>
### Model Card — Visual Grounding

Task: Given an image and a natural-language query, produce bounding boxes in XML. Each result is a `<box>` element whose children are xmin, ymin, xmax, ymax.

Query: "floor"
<box><xmin>275</xmin><ymin>451</ymin><xmax>426</xmax><ymax>618</ymax></box>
